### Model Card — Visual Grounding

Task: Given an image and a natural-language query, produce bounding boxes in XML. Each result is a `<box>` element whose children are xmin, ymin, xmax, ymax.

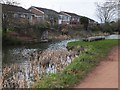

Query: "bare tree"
<box><xmin>1</xmin><ymin>0</ymin><xmax>20</xmax><ymax>33</ymax></box>
<box><xmin>118</xmin><ymin>0</ymin><xmax>120</xmax><ymax>20</ymax></box>
<box><xmin>96</xmin><ymin>0</ymin><xmax>118</xmax><ymax>23</ymax></box>
<box><xmin>0</xmin><ymin>0</ymin><xmax>20</xmax><ymax>5</ymax></box>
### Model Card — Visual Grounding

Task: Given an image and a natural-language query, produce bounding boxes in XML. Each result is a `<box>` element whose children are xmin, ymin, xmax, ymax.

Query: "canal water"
<box><xmin>2</xmin><ymin>39</ymin><xmax>78</xmax><ymax>65</ymax></box>
<box><xmin>3</xmin><ymin>34</ymin><xmax>119</xmax><ymax>65</ymax></box>
<box><xmin>105</xmin><ymin>34</ymin><xmax>120</xmax><ymax>39</ymax></box>
<box><xmin>2</xmin><ymin>39</ymin><xmax>79</xmax><ymax>88</ymax></box>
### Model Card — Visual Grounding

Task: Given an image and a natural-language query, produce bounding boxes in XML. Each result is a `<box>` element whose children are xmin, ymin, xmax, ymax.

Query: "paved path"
<box><xmin>75</xmin><ymin>45</ymin><xmax>119</xmax><ymax>88</ymax></box>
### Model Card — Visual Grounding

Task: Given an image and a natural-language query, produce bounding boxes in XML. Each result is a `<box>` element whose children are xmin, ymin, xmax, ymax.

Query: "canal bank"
<box><xmin>33</xmin><ymin>37</ymin><xmax>119</xmax><ymax>88</ymax></box>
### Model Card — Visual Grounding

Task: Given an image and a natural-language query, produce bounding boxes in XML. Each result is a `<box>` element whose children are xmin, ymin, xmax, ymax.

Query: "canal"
<box><xmin>2</xmin><ymin>39</ymin><xmax>79</xmax><ymax>88</ymax></box>
<box><xmin>2</xmin><ymin>34</ymin><xmax>120</xmax><ymax>88</ymax></box>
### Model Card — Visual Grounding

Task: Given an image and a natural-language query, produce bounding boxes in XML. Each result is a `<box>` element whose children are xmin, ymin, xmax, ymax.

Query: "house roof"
<box><xmin>2</xmin><ymin>4</ymin><xmax>31</xmax><ymax>14</ymax></box>
<box><xmin>28</xmin><ymin>6</ymin><xmax>59</xmax><ymax>19</ymax></box>
<box><xmin>59</xmin><ymin>11</ymin><xmax>71</xmax><ymax>17</ymax></box>
<box><xmin>32</xmin><ymin>6</ymin><xmax>59</xmax><ymax>15</ymax></box>
<box><xmin>89</xmin><ymin>18</ymin><xmax>97</xmax><ymax>23</ymax></box>
<box><xmin>89</xmin><ymin>18</ymin><xmax>95</xmax><ymax>22</ymax></box>
<box><xmin>60</xmin><ymin>11</ymin><xmax>81</xmax><ymax>17</ymax></box>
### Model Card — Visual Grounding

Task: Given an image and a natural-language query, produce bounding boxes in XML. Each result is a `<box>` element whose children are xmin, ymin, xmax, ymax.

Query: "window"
<box><xmin>37</xmin><ymin>16</ymin><xmax>43</xmax><ymax>21</ymax></box>
<box><xmin>2</xmin><ymin>14</ymin><xmax>5</xmax><ymax>19</ymax></box>
<box><xmin>14</xmin><ymin>14</ymin><xmax>18</xmax><ymax>18</ymax></box>
<box><xmin>20</xmin><ymin>14</ymin><xmax>26</xmax><ymax>18</ymax></box>
<box><xmin>59</xmin><ymin>15</ymin><xmax>62</xmax><ymax>20</ymax></box>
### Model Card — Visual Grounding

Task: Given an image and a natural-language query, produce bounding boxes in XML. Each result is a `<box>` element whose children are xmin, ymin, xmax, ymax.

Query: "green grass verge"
<box><xmin>34</xmin><ymin>39</ymin><xmax>119</xmax><ymax>88</ymax></box>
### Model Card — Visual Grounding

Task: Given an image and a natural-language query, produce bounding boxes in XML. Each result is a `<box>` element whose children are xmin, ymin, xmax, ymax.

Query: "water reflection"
<box><xmin>105</xmin><ymin>34</ymin><xmax>120</xmax><ymax>39</ymax></box>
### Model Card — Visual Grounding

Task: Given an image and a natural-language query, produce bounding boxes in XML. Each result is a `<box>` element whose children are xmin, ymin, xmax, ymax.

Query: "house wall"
<box><xmin>29</xmin><ymin>7</ymin><xmax>44</xmax><ymax>16</ymax></box>
<box><xmin>29</xmin><ymin>7</ymin><xmax>45</xmax><ymax>24</ymax></box>
<box><xmin>13</xmin><ymin>12</ymin><xmax>30</xmax><ymax>19</ymax></box>
<box><xmin>42</xmin><ymin>10</ymin><xmax>59</xmax><ymax>26</ymax></box>
<box><xmin>28</xmin><ymin>7</ymin><xmax>59</xmax><ymax>26</ymax></box>
<box><xmin>58</xmin><ymin>12</ymin><xmax>80</xmax><ymax>25</ymax></box>
<box><xmin>32</xmin><ymin>15</ymin><xmax>45</xmax><ymax>25</ymax></box>
<box><xmin>70</xmin><ymin>17</ymin><xmax>80</xmax><ymax>24</ymax></box>
<box><xmin>58</xmin><ymin>14</ymin><xmax>71</xmax><ymax>25</ymax></box>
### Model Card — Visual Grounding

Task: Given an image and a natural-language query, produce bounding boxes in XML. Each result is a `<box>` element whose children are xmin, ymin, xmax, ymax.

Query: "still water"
<box><xmin>3</xmin><ymin>39</ymin><xmax>78</xmax><ymax>65</ymax></box>
<box><xmin>105</xmin><ymin>34</ymin><xmax>120</xmax><ymax>39</ymax></box>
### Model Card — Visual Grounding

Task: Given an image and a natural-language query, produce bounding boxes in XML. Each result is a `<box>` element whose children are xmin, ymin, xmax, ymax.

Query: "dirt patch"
<box><xmin>74</xmin><ymin>45</ymin><xmax>119</xmax><ymax>88</ymax></box>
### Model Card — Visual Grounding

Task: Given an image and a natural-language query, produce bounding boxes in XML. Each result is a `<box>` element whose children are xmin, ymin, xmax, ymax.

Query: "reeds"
<box><xmin>2</xmin><ymin>48</ymin><xmax>80</xmax><ymax>88</ymax></box>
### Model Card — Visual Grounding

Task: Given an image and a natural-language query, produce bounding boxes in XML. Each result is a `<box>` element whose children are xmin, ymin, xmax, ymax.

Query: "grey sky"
<box><xmin>19</xmin><ymin>0</ymin><xmax>105</xmax><ymax>22</ymax></box>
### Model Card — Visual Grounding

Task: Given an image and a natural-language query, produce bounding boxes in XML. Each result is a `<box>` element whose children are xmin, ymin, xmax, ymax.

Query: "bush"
<box><xmin>101</xmin><ymin>23</ymin><xmax>113</xmax><ymax>34</ymax></box>
<box><xmin>35</xmin><ymin>22</ymin><xmax>50</xmax><ymax>30</ymax></box>
<box><xmin>53</xmin><ymin>24</ymin><xmax>59</xmax><ymax>30</ymax></box>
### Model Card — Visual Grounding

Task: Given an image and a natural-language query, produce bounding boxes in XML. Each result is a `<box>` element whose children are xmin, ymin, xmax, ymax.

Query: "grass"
<box><xmin>34</xmin><ymin>39</ymin><xmax>119</xmax><ymax>88</ymax></box>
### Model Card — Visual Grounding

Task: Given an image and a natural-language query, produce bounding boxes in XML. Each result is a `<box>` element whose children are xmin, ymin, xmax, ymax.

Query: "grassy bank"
<box><xmin>34</xmin><ymin>39</ymin><xmax>119</xmax><ymax>88</ymax></box>
<box><xmin>33</xmin><ymin>39</ymin><xmax>119</xmax><ymax>88</ymax></box>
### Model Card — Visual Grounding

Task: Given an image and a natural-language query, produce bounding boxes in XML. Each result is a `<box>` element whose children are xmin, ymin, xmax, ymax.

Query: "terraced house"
<box><xmin>2</xmin><ymin>4</ymin><xmax>33</xmax><ymax>30</ymax></box>
<box><xmin>28</xmin><ymin>6</ymin><xmax>59</xmax><ymax>26</ymax></box>
<box><xmin>58</xmin><ymin>11</ymin><xmax>71</xmax><ymax>25</ymax></box>
<box><xmin>28</xmin><ymin>6</ymin><xmax>45</xmax><ymax>25</ymax></box>
<box><xmin>58</xmin><ymin>11</ymin><xmax>80</xmax><ymax>25</ymax></box>
<box><xmin>64</xmin><ymin>12</ymin><xmax>80</xmax><ymax>25</ymax></box>
<box><xmin>2</xmin><ymin>4</ymin><xmax>97</xmax><ymax>31</ymax></box>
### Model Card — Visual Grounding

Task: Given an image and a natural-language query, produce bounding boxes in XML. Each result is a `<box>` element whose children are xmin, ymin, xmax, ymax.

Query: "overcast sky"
<box><xmin>18</xmin><ymin>0</ymin><xmax>105</xmax><ymax>23</ymax></box>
